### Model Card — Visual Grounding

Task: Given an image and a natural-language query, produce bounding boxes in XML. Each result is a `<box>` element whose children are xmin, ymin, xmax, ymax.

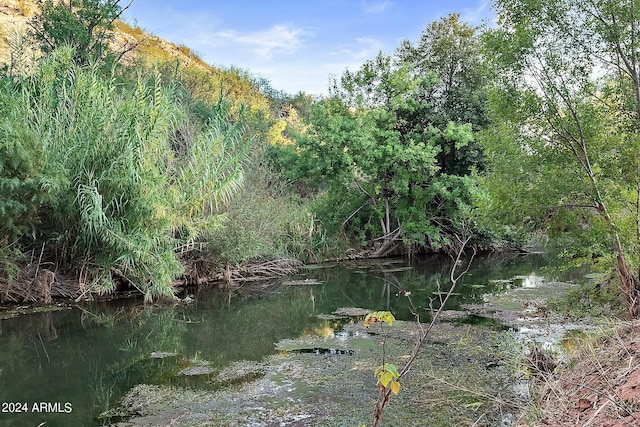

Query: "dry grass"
<box><xmin>529</xmin><ymin>322</ymin><xmax>640</xmax><ymax>426</ymax></box>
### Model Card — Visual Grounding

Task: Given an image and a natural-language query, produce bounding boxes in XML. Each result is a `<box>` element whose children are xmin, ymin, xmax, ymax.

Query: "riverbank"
<box><xmin>461</xmin><ymin>274</ymin><xmax>640</xmax><ymax>425</ymax></box>
<box><xmin>0</xmin><ymin>257</ymin><xmax>303</xmax><ymax>305</ymax></box>
<box><xmin>535</xmin><ymin>321</ymin><xmax>640</xmax><ymax>426</ymax></box>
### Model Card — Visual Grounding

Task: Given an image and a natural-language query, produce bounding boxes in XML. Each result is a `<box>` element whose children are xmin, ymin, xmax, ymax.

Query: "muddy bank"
<box><xmin>104</xmin><ymin>318</ymin><xmax>519</xmax><ymax>426</ymax></box>
<box><xmin>0</xmin><ymin>257</ymin><xmax>301</xmax><ymax>305</ymax></box>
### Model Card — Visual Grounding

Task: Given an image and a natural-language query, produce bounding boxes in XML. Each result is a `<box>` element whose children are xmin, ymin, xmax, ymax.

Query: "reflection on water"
<box><xmin>0</xmin><ymin>252</ymin><xmax>584</xmax><ymax>426</ymax></box>
<box><xmin>516</xmin><ymin>274</ymin><xmax>544</xmax><ymax>288</ymax></box>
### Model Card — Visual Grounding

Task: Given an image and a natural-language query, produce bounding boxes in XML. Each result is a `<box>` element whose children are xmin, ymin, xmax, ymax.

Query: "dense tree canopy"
<box><xmin>269</xmin><ymin>15</ymin><xmax>489</xmax><ymax>256</ymax></box>
<box><xmin>484</xmin><ymin>0</ymin><xmax>640</xmax><ymax>316</ymax></box>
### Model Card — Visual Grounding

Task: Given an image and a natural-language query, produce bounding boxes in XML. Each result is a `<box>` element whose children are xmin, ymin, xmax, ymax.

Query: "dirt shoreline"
<box><xmin>535</xmin><ymin>321</ymin><xmax>640</xmax><ymax>427</ymax></box>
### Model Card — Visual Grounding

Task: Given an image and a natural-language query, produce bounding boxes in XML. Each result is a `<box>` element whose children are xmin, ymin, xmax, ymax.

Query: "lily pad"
<box><xmin>178</xmin><ymin>365</ymin><xmax>216</xmax><ymax>376</ymax></box>
<box><xmin>178</xmin><ymin>359</ymin><xmax>215</xmax><ymax>376</ymax></box>
<box><xmin>150</xmin><ymin>352</ymin><xmax>179</xmax><ymax>359</ymax></box>
<box><xmin>216</xmin><ymin>360</ymin><xmax>266</xmax><ymax>384</ymax></box>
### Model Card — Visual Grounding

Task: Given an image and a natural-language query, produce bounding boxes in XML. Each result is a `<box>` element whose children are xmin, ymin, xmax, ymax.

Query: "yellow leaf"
<box><xmin>364</xmin><ymin>311</ymin><xmax>396</xmax><ymax>327</ymax></box>
<box><xmin>379</xmin><ymin>372</ymin><xmax>393</xmax><ymax>388</ymax></box>
<box><xmin>364</xmin><ymin>312</ymin><xmax>377</xmax><ymax>327</ymax></box>
<box><xmin>390</xmin><ymin>380</ymin><xmax>400</xmax><ymax>395</ymax></box>
<box><xmin>374</xmin><ymin>365</ymin><xmax>384</xmax><ymax>377</ymax></box>
<box><xmin>381</xmin><ymin>311</ymin><xmax>396</xmax><ymax>326</ymax></box>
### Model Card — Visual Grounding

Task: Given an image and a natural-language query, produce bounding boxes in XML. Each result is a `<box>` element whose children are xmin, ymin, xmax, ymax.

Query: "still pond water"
<box><xmin>0</xmin><ymin>253</ymin><xmax>587</xmax><ymax>426</ymax></box>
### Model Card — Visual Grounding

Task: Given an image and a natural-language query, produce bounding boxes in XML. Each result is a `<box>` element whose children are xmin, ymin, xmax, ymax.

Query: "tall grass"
<box><xmin>203</xmin><ymin>163</ymin><xmax>343</xmax><ymax>265</ymax></box>
<box><xmin>1</xmin><ymin>47</ymin><xmax>251</xmax><ymax>300</ymax></box>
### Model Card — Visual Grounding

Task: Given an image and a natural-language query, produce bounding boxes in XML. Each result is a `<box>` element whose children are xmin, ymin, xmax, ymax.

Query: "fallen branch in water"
<box><xmin>216</xmin><ymin>258</ymin><xmax>302</xmax><ymax>285</ymax></box>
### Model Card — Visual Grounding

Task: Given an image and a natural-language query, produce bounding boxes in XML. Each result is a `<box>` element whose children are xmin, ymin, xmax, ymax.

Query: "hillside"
<box><xmin>0</xmin><ymin>1</ymin><xmax>31</xmax><ymax>63</ymax></box>
<box><xmin>1</xmin><ymin>0</ymin><xmax>201</xmax><ymax>67</ymax></box>
<box><xmin>0</xmin><ymin>0</ymin><xmax>270</xmax><ymax>111</ymax></box>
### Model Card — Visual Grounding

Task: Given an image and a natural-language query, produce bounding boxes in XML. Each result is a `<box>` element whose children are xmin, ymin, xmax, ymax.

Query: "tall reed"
<box><xmin>1</xmin><ymin>47</ymin><xmax>251</xmax><ymax>300</ymax></box>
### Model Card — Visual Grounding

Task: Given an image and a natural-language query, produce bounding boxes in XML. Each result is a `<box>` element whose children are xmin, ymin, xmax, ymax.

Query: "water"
<box><xmin>0</xmin><ymin>252</ymin><xmax>585</xmax><ymax>426</ymax></box>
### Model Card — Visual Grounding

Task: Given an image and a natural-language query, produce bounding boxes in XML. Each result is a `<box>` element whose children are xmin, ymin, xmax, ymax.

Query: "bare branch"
<box><xmin>371</xmin><ymin>234</ymin><xmax>475</xmax><ymax>426</ymax></box>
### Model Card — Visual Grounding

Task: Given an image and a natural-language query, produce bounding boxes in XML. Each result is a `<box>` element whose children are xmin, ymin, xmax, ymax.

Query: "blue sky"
<box><xmin>124</xmin><ymin>1</ymin><xmax>494</xmax><ymax>96</ymax></box>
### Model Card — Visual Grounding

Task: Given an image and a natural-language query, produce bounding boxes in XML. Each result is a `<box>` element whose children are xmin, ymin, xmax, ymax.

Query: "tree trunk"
<box><xmin>597</xmin><ymin>201</ymin><xmax>640</xmax><ymax>317</ymax></box>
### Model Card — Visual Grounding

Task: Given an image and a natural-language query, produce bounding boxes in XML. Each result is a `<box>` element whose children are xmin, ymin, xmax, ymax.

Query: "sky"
<box><xmin>123</xmin><ymin>1</ymin><xmax>494</xmax><ymax>96</ymax></box>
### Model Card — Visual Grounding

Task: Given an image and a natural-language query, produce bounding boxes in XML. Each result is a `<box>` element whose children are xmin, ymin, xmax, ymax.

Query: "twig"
<box><xmin>371</xmin><ymin>234</ymin><xmax>476</xmax><ymax>426</ymax></box>
<box><xmin>582</xmin><ymin>400</ymin><xmax>609</xmax><ymax>427</ymax></box>
<box><xmin>34</xmin><ymin>242</ymin><xmax>46</xmax><ymax>282</ymax></box>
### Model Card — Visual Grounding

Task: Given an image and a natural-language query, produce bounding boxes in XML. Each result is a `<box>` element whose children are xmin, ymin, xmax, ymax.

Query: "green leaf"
<box><xmin>464</xmin><ymin>402</ymin><xmax>483</xmax><ymax>409</ymax></box>
<box><xmin>385</xmin><ymin>363</ymin><xmax>400</xmax><ymax>379</ymax></box>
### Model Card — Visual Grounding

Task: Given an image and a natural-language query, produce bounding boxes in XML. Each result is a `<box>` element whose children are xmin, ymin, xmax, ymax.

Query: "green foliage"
<box><xmin>174</xmin><ymin>64</ymin><xmax>270</xmax><ymax>116</ymax></box>
<box><xmin>0</xmin><ymin>47</ymin><xmax>251</xmax><ymax>300</ymax></box>
<box><xmin>267</xmin><ymin>15</ymin><xmax>490</xmax><ymax>255</ymax></box>
<box><xmin>28</xmin><ymin>0</ymin><xmax>124</xmax><ymax>65</ymax></box>
<box><xmin>396</xmin><ymin>13</ymin><xmax>489</xmax><ymax>131</ymax></box>
<box><xmin>204</xmin><ymin>167</ymin><xmax>331</xmax><ymax>264</ymax></box>
<box><xmin>547</xmin><ymin>280</ymin><xmax>627</xmax><ymax>319</ymax></box>
<box><xmin>271</xmin><ymin>57</ymin><xmax>482</xmax><ymax>254</ymax></box>
<box><xmin>0</xmin><ymin>78</ymin><xmax>52</xmax><ymax>240</ymax></box>
<box><xmin>484</xmin><ymin>0</ymin><xmax>640</xmax><ymax>269</ymax></box>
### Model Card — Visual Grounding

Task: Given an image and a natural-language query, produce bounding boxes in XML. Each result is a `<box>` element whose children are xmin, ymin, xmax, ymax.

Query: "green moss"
<box><xmin>110</xmin><ymin>321</ymin><xmax>519</xmax><ymax>426</ymax></box>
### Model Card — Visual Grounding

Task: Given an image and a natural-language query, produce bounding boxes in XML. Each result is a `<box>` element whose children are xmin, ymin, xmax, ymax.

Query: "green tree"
<box><xmin>397</xmin><ymin>13</ymin><xmax>488</xmax><ymax>127</ymax></box>
<box><xmin>396</xmin><ymin>13</ymin><xmax>488</xmax><ymax>175</ymax></box>
<box><xmin>27</xmin><ymin>0</ymin><xmax>131</xmax><ymax>65</ymax></box>
<box><xmin>485</xmin><ymin>0</ymin><xmax>640</xmax><ymax>317</ymax></box>
<box><xmin>273</xmin><ymin>51</ymin><xmax>479</xmax><ymax>256</ymax></box>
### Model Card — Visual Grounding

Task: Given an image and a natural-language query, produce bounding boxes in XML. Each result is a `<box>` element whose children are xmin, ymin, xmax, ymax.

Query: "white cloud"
<box><xmin>362</xmin><ymin>0</ymin><xmax>394</xmax><ymax>14</ymax></box>
<box><xmin>334</xmin><ymin>36</ymin><xmax>384</xmax><ymax>61</ymax></box>
<box><xmin>214</xmin><ymin>24</ymin><xmax>314</xmax><ymax>59</ymax></box>
<box><xmin>460</xmin><ymin>1</ymin><xmax>494</xmax><ymax>26</ymax></box>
